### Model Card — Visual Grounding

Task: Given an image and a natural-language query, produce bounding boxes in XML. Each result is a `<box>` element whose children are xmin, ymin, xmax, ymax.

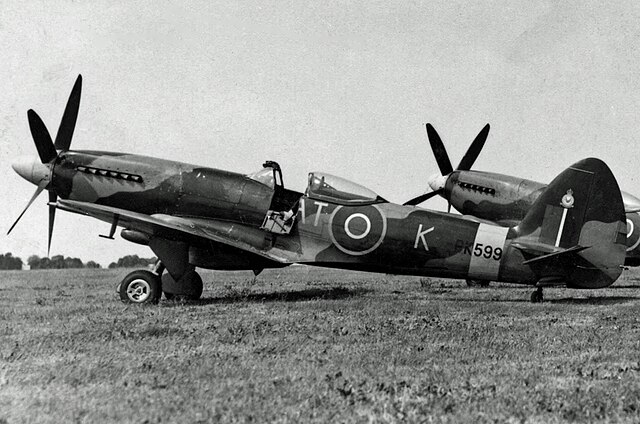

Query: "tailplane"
<box><xmin>513</xmin><ymin>158</ymin><xmax>626</xmax><ymax>288</ymax></box>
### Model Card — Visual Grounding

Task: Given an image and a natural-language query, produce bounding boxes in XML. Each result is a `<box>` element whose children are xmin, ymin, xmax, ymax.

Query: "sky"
<box><xmin>1</xmin><ymin>0</ymin><xmax>640</xmax><ymax>267</ymax></box>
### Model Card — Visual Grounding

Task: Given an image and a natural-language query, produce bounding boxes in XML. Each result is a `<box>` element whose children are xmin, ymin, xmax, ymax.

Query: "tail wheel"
<box><xmin>466</xmin><ymin>279</ymin><xmax>490</xmax><ymax>287</ymax></box>
<box><xmin>530</xmin><ymin>288</ymin><xmax>544</xmax><ymax>303</ymax></box>
<box><xmin>119</xmin><ymin>270</ymin><xmax>162</xmax><ymax>304</ymax></box>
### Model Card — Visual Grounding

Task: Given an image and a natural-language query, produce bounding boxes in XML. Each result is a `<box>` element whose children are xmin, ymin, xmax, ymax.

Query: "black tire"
<box><xmin>187</xmin><ymin>272</ymin><xmax>204</xmax><ymax>300</ymax></box>
<box><xmin>163</xmin><ymin>271</ymin><xmax>203</xmax><ymax>301</ymax></box>
<box><xmin>119</xmin><ymin>270</ymin><xmax>162</xmax><ymax>304</ymax></box>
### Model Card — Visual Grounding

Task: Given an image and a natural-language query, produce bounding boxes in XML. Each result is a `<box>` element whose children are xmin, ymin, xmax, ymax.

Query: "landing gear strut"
<box><xmin>530</xmin><ymin>287</ymin><xmax>543</xmax><ymax>303</ymax></box>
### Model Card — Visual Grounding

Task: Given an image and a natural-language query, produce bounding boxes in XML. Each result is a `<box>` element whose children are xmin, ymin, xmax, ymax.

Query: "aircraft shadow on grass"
<box><xmin>548</xmin><ymin>296</ymin><xmax>639</xmax><ymax>305</ymax></box>
<box><xmin>161</xmin><ymin>286</ymin><xmax>371</xmax><ymax>307</ymax></box>
<box><xmin>440</xmin><ymin>294</ymin><xmax>639</xmax><ymax>305</ymax></box>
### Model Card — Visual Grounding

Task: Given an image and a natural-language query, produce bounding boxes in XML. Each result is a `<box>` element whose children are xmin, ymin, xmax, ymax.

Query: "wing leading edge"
<box><xmin>52</xmin><ymin>199</ymin><xmax>292</xmax><ymax>264</ymax></box>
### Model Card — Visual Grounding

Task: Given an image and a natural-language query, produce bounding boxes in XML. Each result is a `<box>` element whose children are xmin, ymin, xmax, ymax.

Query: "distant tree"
<box><xmin>108</xmin><ymin>255</ymin><xmax>156</xmax><ymax>268</ymax></box>
<box><xmin>64</xmin><ymin>257</ymin><xmax>84</xmax><ymax>269</ymax></box>
<box><xmin>37</xmin><ymin>257</ymin><xmax>51</xmax><ymax>269</ymax></box>
<box><xmin>85</xmin><ymin>261</ymin><xmax>101</xmax><ymax>269</ymax></box>
<box><xmin>50</xmin><ymin>255</ymin><xmax>65</xmax><ymax>269</ymax></box>
<box><xmin>28</xmin><ymin>255</ymin><xmax>41</xmax><ymax>269</ymax></box>
<box><xmin>27</xmin><ymin>254</ymin><xmax>92</xmax><ymax>269</ymax></box>
<box><xmin>0</xmin><ymin>253</ymin><xmax>23</xmax><ymax>270</ymax></box>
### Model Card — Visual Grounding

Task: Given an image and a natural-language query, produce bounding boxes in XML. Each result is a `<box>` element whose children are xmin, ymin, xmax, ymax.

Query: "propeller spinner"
<box><xmin>404</xmin><ymin>123</ymin><xmax>490</xmax><ymax>207</ymax></box>
<box><xmin>8</xmin><ymin>74</ymin><xmax>83</xmax><ymax>256</ymax></box>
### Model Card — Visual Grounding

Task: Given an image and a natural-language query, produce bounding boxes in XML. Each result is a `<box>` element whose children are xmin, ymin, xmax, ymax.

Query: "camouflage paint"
<box><xmin>52</xmin><ymin>150</ymin><xmax>275</xmax><ymax>226</ymax></box>
<box><xmin>41</xmin><ymin>150</ymin><xmax>627</xmax><ymax>290</ymax></box>
<box><xmin>445</xmin><ymin>169</ymin><xmax>640</xmax><ymax>265</ymax></box>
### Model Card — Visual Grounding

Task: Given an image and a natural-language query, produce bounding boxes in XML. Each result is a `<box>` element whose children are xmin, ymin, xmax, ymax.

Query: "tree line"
<box><xmin>107</xmin><ymin>255</ymin><xmax>156</xmax><ymax>269</ymax></box>
<box><xmin>0</xmin><ymin>253</ymin><xmax>23</xmax><ymax>270</ymax></box>
<box><xmin>28</xmin><ymin>255</ymin><xmax>100</xmax><ymax>270</ymax></box>
<box><xmin>0</xmin><ymin>253</ymin><xmax>156</xmax><ymax>270</ymax></box>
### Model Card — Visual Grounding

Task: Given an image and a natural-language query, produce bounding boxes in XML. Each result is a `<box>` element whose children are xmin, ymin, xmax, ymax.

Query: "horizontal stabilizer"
<box><xmin>519</xmin><ymin>244</ymin><xmax>590</xmax><ymax>265</ymax></box>
<box><xmin>535</xmin><ymin>277</ymin><xmax>566</xmax><ymax>288</ymax></box>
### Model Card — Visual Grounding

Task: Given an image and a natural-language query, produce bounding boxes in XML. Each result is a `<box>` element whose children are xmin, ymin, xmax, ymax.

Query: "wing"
<box><xmin>53</xmin><ymin>199</ymin><xmax>293</xmax><ymax>264</ymax></box>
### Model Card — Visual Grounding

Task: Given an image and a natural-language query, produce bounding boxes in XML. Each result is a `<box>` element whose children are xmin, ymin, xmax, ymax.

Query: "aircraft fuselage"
<box><xmin>52</xmin><ymin>150</ymin><xmax>275</xmax><ymax>226</ymax></box>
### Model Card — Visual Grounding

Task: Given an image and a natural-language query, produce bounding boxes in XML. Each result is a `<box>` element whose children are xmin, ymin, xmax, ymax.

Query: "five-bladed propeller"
<box><xmin>8</xmin><ymin>74</ymin><xmax>83</xmax><ymax>256</ymax></box>
<box><xmin>404</xmin><ymin>123</ymin><xmax>490</xmax><ymax>207</ymax></box>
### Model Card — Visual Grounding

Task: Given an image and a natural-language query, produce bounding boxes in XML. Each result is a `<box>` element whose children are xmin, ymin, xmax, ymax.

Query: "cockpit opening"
<box><xmin>252</xmin><ymin>164</ymin><xmax>387</xmax><ymax>235</ymax></box>
<box><xmin>250</xmin><ymin>161</ymin><xmax>302</xmax><ymax>235</ymax></box>
<box><xmin>306</xmin><ymin>172</ymin><xmax>387</xmax><ymax>205</ymax></box>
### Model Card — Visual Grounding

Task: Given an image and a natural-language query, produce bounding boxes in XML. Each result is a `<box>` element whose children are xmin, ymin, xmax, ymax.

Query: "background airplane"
<box><xmin>8</xmin><ymin>76</ymin><xmax>629</xmax><ymax>304</ymax></box>
<box><xmin>404</xmin><ymin>124</ymin><xmax>640</xmax><ymax>285</ymax></box>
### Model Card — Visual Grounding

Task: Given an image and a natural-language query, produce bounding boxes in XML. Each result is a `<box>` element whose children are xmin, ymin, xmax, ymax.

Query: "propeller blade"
<box><xmin>7</xmin><ymin>183</ymin><xmax>46</xmax><ymax>235</ymax></box>
<box><xmin>47</xmin><ymin>191</ymin><xmax>57</xmax><ymax>257</ymax></box>
<box><xmin>27</xmin><ymin>110</ymin><xmax>57</xmax><ymax>163</ymax></box>
<box><xmin>403</xmin><ymin>189</ymin><xmax>443</xmax><ymax>206</ymax></box>
<box><xmin>426</xmin><ymin>124</ymin><xmax>453</xmax><ymax>176</ymax></box>
<box><xmin>54</xmin><ymin>74</ymin><xmax>82</xmax><ymax>151</ymax></box>
<box><xmin>456</xmin><ymin>124</ymin><xmax>490</xmax><ymax>171</ymax></box>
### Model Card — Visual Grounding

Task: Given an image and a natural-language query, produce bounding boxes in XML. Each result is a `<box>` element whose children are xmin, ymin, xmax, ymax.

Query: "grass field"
<box><xmin>2</xmin><ymin>266</ymin><xmax>640</xmax><ymax>423</ymax></box>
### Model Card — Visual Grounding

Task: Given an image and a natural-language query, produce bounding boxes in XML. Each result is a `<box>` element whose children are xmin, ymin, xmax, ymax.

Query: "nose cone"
<box><xmin>12</xmin><ymin>156</ymin><xmax>50</xmax><ymax>186</ymax></box>
<box><xmin>622</xmin><ymin>191</ymin><xmax>640</xmax><ymax>213</ymax></box>
<box><xmin>427</xmin><ymin>173</ymin><xmax>448</xmax><ymax>192</ymax></box>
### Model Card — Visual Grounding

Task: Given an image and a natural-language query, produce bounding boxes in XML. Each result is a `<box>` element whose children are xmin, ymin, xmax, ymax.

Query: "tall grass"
<box><xmin>1</xmin><ymin>267</ymin><xmax>640</xmax><ymax>422</ymax></box>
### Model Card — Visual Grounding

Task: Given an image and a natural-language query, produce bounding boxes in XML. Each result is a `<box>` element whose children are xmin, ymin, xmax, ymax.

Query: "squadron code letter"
<box><xmin>414</xmin><ymin>224</ymin><xmax>434</xmax><ymax>251</ymax></box>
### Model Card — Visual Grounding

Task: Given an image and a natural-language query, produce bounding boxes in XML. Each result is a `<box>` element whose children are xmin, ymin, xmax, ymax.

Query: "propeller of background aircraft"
<box><xmin>404</xmin><ymin>123</ymin><xmax>490</xmax><ymax>208</ymax></box>
<box><xmin>7</xmin><ymin>74</ymin><xmax>82</xmax><ymax>255</ymax></box>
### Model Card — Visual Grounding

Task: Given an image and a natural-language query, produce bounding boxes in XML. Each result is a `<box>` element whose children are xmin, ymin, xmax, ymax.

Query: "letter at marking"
<box><xmin>344</xmin><ymin>213</ymin><xmax>371</xmax><ymax>240</ymax></box>
<box><xmin>414</xmin><ymin>224</ymin><xmax>434</xmax><ymax>251</ymax></box>
<box><xmin>464</xmin><ymin>241</ymin><xmax>473</xmax><ymax>255</ymax></box>
<box><xmin>299</xmin><ymin>199</ymin><xmax>306</xmax><ymax>224</ymax></box>
<box><xmin>454</xmin><ymin>239</ymin><xmax>464</xmax><ymax>252</ymax></box>
<box><xmin>313</xmin><ymin>201</ymin><xmax>328</xmax><ymax>226</ymax></box>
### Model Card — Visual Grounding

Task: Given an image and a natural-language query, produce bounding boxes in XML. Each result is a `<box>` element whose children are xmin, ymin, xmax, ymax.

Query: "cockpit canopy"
<box><xmin>246</xmin><ymin>161</ymin><xmax>283</xmax><ymax>190</ymax></box>
<box><xmin>306</xmin><ymin>172</ymin><xmax>387</xmax><ymax>205</ymax></box>
<box><xmin>247</xmin><ymin>167</ymin><xmax>275</xmax><ymax>189</ymax></box>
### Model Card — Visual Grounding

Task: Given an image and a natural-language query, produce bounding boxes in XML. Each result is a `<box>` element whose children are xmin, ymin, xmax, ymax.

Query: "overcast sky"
<box><xmin>2</xmin><ymin>1</ymin><xmax>640</xmax><ymax>266</ymax></box>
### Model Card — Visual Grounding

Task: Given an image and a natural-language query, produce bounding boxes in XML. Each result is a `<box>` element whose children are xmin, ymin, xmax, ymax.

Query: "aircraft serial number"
<box><xmin>455</xmin><ymin>240</ymin><xmax>503</xmax><ymax>260</ymax></box>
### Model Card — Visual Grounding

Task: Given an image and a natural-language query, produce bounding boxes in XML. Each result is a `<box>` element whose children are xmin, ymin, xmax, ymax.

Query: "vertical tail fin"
<box><xmin>514</xmin><ymin>158</ymin><xmax>626</xmax><ymax>288</ymax></box>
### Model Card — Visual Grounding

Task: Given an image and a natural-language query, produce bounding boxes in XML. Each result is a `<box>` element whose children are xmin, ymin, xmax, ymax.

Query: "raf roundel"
<box><xmin>328</xmin><ymin>205</ymin><xmax>387</xmax><ymax>256</ymax></box>
<box><xmin>627</xmin><ymin>218</ymin><xmax>640</xmax><ymax>252</ymax></box>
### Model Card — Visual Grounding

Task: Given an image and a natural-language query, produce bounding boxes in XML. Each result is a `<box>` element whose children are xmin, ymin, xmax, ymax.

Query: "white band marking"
<box><xmin>468</xmin><ymin>223</ymin><xmax>509</xmax><ymax>281</ymax></box>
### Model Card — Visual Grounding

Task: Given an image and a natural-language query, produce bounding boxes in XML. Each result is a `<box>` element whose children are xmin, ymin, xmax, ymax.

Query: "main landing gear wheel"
<box><xmin>466</xmin><ymin>279</ymin><xmax>490</xmax><ymax>287</ymax></box>
<box><xmin>119</xmin><ymin>270</ymin><xmax>162</xmax><ymax>304</ymax></box>
<box><xmin>530</xmin><ymin>287</ymin><xmax>544</xmax><ymax>303</ymax></box>
<box><xmin>162</xmin><ymin>270</ymin><xmax>203</xmax><ymax>301</ymax></box>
